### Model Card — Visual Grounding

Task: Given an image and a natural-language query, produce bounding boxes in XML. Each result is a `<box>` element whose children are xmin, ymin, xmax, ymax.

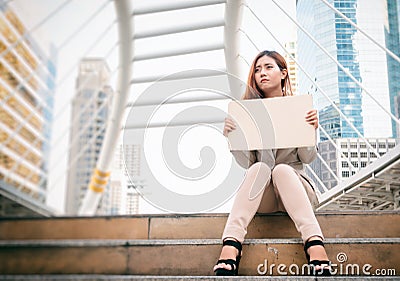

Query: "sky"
<box><xmin>9</xmin><ymin>0</ymin><xmax>297</xmax><ymax>214</ymax></box>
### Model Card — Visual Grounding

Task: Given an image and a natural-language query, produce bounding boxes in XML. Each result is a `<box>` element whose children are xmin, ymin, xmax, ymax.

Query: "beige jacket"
<box><xmin>231</xmin><ymin>146</ymin><xmax>319</xmax><ymax>205</ymax></box>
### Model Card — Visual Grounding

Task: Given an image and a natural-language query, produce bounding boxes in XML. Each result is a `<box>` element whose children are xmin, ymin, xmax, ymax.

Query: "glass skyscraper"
<box><xmin>297</xmin><ymin>0</ymin><xmax>394</xmax><ymax>140</ymax></box>
<box><xmin>386</xmin><ymin>0</ymin><xmax>400</xmax><ymax>137</ymax></box>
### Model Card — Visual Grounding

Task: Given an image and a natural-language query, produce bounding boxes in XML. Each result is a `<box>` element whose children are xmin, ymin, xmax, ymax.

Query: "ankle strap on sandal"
<box><xmin>304</xmin><ymin>239</ymin><xmax>324</xmax><ymax>252</ymax></box>
<box><xmin>309</xmin><ymin>260</ymin><xmax>332</xmax><ymax>267</ymax></box>
<box><xmin>223</xmin><ymin>239</ymin><xmax>242</xmax><ymax>252</ymax></box>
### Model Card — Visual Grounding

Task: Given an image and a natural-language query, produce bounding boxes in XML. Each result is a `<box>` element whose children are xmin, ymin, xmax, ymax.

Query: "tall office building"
<box><xmin>105</xmin><ymin>143</ymin><xmax>134</xmax><ymax>215</ymax></box>
<box><xmin>297</xmin><ymin>0</ymin><xmax>394</xmax><ymax>139</ymax></box>
<box><xmin>386</xmin><ymin>0</ymin><xmax>400</xmax><ymax>137</ymax></box>
<box><xmin>65</xmin><ymin>59</ymin><xmax>112</xmax><ymax>215</ymax></box>
<box><xmin>0</xmin><ymin>2</ymin><xmax>56</xmax><ymax>205</ymax></box>
<box><xmin>112</xmin><ymin>143</ymin><xmax>143</xmax><ymax>215</ymax></box>
<box><xmin>107</xmin><ymin>169</ymin><xmax>127</xmax><ymax>215</ymax></box>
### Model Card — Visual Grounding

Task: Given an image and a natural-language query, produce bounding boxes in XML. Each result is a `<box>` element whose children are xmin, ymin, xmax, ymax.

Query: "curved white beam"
<box><xmin>131</xmin><ymin>68</ymin><xmax>226</xmax><ymax>84</ymax></box>
<box><xmin>224</xmin><ymin>0</ymin><xmax>245</xmax><ymax>99</ymax></box>
<box><xmin>132</xmin><ymin>0</ymin><xmax>226</xmax><ymax>16</ymax></box>
<box><xmin>79</xmin><ymin>0</ymin><xmax>133</xmax><ymax>215</ymax></box>
<box><xmin>135</xmin><ymin>18</ymin><xmax>225</xmax><ymax>39</ymax></box>
<box><xmin>134</xmin><ymin>42</ymin><xmax>224</xmax><ymax>61</ymax></box>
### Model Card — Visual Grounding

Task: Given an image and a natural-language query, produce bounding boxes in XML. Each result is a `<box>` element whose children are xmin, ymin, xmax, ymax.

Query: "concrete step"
<box><xmin>1</xmin><ymin>211</ymin><xmax>399</xmax><ymax>240</ymax></box>
<box><xmin>0</xmin><ymin>238</ymin><xmax>399</xmax><ymax>276</ymax></box>
<box><xmin>0</xmin><ymin>275</ymin><xmax>399</xmax><ymax>281</ymax></box>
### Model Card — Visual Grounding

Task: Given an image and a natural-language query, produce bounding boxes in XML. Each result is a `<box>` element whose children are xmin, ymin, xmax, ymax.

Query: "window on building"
<box><xmin>351</xmin><ymin>161</ymin><xmax>358</xmax><ymax>168</ymax></box>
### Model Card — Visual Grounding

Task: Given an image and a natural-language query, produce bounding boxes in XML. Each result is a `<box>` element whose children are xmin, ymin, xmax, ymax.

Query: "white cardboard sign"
<box><xmin>227</xmin><ymin>95</ymin><xmax>316</xmax><ymax>150</ymax></box>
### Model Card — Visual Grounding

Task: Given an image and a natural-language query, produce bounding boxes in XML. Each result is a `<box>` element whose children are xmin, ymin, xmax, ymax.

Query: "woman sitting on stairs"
<box><xmin>213</xmin><ymin>50</ymin><xmax>332</xmax><ymax>276</ymax></box>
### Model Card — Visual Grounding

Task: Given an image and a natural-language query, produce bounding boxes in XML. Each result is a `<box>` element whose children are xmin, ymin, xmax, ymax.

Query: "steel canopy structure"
<box><xmin>317</xmin><ymin>144</ymin><xmax>400</xmax><ymax>211</ymax></box>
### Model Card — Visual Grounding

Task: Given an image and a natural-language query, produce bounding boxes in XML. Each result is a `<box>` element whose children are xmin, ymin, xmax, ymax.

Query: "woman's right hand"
<box><xmin>223</xmin><ymin>117</ymin><xmax>236</xmax><ymax>137</ymax></box>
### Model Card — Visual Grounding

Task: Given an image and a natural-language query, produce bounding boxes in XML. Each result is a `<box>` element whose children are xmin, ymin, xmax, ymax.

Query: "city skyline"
<box><xmin>1</xmin><ymin>0</ymin><xmax>399</xmax><ymax>215</ymax></box>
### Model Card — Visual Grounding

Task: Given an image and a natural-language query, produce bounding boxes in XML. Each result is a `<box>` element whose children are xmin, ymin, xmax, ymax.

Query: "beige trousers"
<box><xmin>222</xmin><ymin>162</ymin><xmax>323</xmax><ymax>243</ymax></box>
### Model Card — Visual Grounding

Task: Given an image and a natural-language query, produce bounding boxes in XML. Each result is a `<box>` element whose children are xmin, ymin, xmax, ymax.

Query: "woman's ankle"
<box><xmin>306</xmin><ymin>235</ymin><xmax>323</xmax><ymax>242</ymax></box>
<box><xmin>305</xmin><ymin>238</ymin><xmax>329</xmax><ymax>262</ymax></box>
<box><xmin>220</xmin><ymin>238</ymin><xmax>241</xmax><ymax>258</ymax></box>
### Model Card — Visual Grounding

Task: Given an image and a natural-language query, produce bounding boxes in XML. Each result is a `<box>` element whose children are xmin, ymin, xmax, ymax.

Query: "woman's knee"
<box><xmin>246</xmin><ymin>162</ymin><xmax>271</xmax><ymax>199</ymax></box>
<box><xmin>271</xmin><ymin>163</ymin><xmax>295</xmax><ymax>179</ymax></box>
<box><xmin>246</xmin><ymin>162</ymin><xmax>271</xmax><ymax>185</ymax></box>
<box><xmin>248</xmin><ymin>162</ymin><xmax>271</xmax><ymax>176</ymax></box>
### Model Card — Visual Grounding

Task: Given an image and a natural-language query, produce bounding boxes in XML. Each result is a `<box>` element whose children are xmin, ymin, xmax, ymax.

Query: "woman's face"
<box><xmin>254</xmin><ymin>55</ymin><xmax>287</xmax><ymax>98</ymax></box>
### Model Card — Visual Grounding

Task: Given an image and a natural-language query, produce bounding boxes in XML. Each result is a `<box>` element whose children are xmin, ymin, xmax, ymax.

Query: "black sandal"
<box><xmin>214</xmin><ymin>239</ymin><xmax>242</xmax><ymax>276</ymax></box>
<box><xmin>304</xmin><ymin>239</ymin><xmax>332</xmax><ymax>276</ymax></box>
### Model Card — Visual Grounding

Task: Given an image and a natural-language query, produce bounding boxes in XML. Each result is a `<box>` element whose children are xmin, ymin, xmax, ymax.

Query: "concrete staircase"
<box><xmin>0</xmin><ymin>211</ymin><xmax>399</xmax><ymax>280</ymax></box>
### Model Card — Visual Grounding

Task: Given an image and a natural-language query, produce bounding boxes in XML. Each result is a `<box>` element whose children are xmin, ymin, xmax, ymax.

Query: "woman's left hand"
<box><xmin>305</xmin><ymin>109</ymin><xmax>319</xmax><ymax>129</ymax></box>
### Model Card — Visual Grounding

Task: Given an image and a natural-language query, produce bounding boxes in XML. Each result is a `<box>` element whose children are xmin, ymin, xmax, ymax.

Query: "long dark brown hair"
<box><xmin>243</xmin><ymin>50</ymin><xmax>293</xmax><ymax>99</ymax></box>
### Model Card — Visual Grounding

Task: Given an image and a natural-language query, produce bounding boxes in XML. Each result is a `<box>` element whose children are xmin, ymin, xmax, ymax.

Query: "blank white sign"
<box><xmin>227</xmin><ymin>95</ymin><xmax>316</xmax><ymax>150</ymax></box>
